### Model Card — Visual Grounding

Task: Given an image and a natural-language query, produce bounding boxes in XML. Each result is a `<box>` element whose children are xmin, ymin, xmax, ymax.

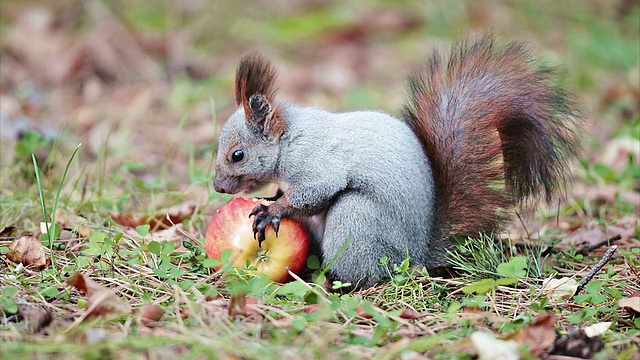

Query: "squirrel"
<box><xmin>213</xmin><ymin>36</ymin><xmax>582</xmax><ymax>288</ymax></box>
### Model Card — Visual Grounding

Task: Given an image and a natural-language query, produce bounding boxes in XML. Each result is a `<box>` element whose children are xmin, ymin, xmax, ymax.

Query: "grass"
<box><xmin>1</xmin><ymin>0</ymin><xmax>639</xmax><ymax>358</ymax></box>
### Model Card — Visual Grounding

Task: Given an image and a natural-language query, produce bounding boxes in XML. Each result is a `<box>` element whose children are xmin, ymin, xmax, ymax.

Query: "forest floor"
<box><xmin>1</xmin><ymin>1</ymin><xmax>639</xmax><ymax>359</ymax></box>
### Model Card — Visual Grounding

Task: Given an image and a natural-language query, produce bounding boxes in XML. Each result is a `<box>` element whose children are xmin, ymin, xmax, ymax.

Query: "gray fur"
<box><xmin>214</xmin><ymin>103</ymin><xmax>437</xmax><ymax>286</ymax></box>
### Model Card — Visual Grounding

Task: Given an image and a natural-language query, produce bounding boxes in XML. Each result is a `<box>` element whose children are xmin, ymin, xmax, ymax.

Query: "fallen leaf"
<box><xmin>0</xmin><ymin>226</ymin><xmax>17</xmax><ymax>237</ymax></box>
<box><xmin>502</xmin><ymin>314</ymin><xmax>556</xmax><ymax>356</ymax></box>
<box><xmin>206</xmin><ymin>295</ymin><xmax>226</xmax><ymax>305</ymax></box>
<box><xmin>471</xmin><ymin>331</ymin><xmax>519</xmax><ymax>360</ymax></box>
<box><xmin>573</xmin><ymin>184</ymin><xmax>640</xmax><ymax>208</ymax></box>
<box><xmin>542</xmin><ymin>277</ymin><xmax>579</xmax><ymax>302</ymax></box>
<box><xmin>584</xmin><ymin>322</ymin><xmax>612</xmax><ymax>337</ymax></box>
<box><xmin>399</xmin><ymin>308</ymin><xmax>426</xmax><ymax>320</ymax></box>
<box><xmin>229</xmin><ymin>292</ymin><xmax>261</xmax><ymax>322</ymax></box>
<box><xmin>65</xmin><ymin>272</ymin><xmax>131</xmax><ymax>320</ymax></box>
<box><xmin>17</xmin><ymin>303</ymin><xmax>53</xmax><ymax>333</ymax></box>
<box><xmin>563</xmin><ymin>218</ymin><xmax>638</xmax><ymax>248</ymax></box>
<box><xmin>304</xmin><ymin>304</ymin><xmax>323</xmax><ymax>315</ymax></box>
<box><xmin>56</xmin><ymin>208</ymin><xmax>92</xmax><ymax>238</ymax></box>
<box><xmin>356</xmin><ymin>305</ymin><xmax>374</xmax><ymax>319</ymax></box>
<box><xmin>462</xmin><ymin>307</ymin><xmax>485</xmax><ymax>313</ymax></box>
<box><xmin>109</xmin><ymin>202</ymin><xmax>197</xmax><ymax>229</ymax></box>
<box><xmin>598</xmin><ymin>136</ymin><xmax>640</xmax><ymax>172</ymax></box>
<box><xmin>109</xmin><ymin>213</ymin><xmax>148</xmax><ymax>229</ymax></box>
<box><xmin>325</xmin><ymin>9</ymin><xmax>422</xmax><ymax>45</ymax></box>
<box><xmin>7</xmin><ymin>234</ymin><xmax>50</xmax><ymax>269</ymax></box>
<box><xmin>4</xmin><ymin>8</ymin><xmax>90</xmax><ymax>85</ymax></box>
<box><xmin>78</xmin><ymin>328</ymin><xmax>108</xmax><ymax>344</ymax></box>
<box><xmin>84</xmin><ymin>0</ymin><xmax>164</xmax><ymax>82</ymax></box>
<box><xmin>618</xmin><ymin>294</ymin><xmax>640</xmax><ymax>316</ymax></box>
<box><xmin>140</xmin><ymin>304</ymin><xmax>164</xmax><ymax>327</ymax></box>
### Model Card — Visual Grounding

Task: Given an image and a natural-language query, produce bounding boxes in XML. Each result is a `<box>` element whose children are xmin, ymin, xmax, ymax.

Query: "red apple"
<box><xmin>205</xmin><ymin>197</ymin><xmax>311</xmax><ymax>282</ymax></box>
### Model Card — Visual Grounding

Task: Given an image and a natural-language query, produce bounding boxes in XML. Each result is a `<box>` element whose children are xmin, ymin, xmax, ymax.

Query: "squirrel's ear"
<box><xmin>235</xmin><ymin>53</ymin><xmax>286</xmax><ymax>140</ymax></box>
<box><xmin>247</xmin><ymin>93</ymin><xmax>275</xmax><ymax>139</ymax></box>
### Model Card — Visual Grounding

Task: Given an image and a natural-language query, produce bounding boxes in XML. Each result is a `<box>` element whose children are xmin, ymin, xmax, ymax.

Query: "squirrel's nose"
<box><xmin>213</xmin><ymin>178</ymin><xmax>227</xmax><ymax>194</ymax></box>
<box><xmin>214</xmin><ymin>183</ymin><xmax>227</xmax><ymax>194</ymax></box>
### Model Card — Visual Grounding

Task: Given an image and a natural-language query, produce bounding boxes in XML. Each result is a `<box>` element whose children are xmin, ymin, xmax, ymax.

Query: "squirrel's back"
<box><xmin>279</xmin><ymin>105</ymin><xmax>436</xmax><ymax>221</ymax></box>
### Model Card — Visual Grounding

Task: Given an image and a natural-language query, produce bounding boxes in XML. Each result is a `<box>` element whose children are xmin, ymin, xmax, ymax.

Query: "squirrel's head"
<box><xmin>213</xmin><ymin>53</ymin><xmax>286</xmax><ymax>194</ymax></box>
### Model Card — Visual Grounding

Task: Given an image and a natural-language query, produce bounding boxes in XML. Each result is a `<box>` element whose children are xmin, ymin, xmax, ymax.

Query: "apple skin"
<box><xmin>205</xmin><ymin>197</ymin><xmax>311</xmax><ymax>282</ymax></box>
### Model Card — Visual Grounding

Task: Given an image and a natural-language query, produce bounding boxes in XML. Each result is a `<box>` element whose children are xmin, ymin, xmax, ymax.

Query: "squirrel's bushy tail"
<box><xmin>403</xmin><ymin>35</ymin><xmax>582</xmax><ymax>245</ymax></box>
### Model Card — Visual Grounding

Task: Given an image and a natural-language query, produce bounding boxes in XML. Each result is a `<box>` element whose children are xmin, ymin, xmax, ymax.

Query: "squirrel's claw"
<box><xmin>249</xmin><ymin>204</ymin><xmax>268</xmax><ymax>218</ymax></box>
<box><xmin>249</xmin><ymin>204</ymin><xmax>282</xmax><ymax>247</ymax></box>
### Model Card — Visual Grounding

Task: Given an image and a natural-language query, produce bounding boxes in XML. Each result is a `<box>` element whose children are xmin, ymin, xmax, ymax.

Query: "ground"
<box><xmin>0</xmin><ymin>1</ymin><xmax>639</xmax><ymax>359</ymax></box>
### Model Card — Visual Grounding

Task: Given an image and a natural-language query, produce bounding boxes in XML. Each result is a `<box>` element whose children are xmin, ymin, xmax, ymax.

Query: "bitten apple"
<box><xmin>205</xmin><ymin>197</ymin><xmax>311</xmax><ymax>282</ymax></box>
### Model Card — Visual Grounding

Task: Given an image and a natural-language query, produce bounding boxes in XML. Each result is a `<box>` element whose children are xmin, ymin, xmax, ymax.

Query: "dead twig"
<box><xmin>574</xmin><ymin>234</ymin><xmax>621</xmax><ymax>256</ymax></box>
<box><xmin>574</xmin><ymin>245</ymin><xmax>618</xmax><ymax>295</ymax></box>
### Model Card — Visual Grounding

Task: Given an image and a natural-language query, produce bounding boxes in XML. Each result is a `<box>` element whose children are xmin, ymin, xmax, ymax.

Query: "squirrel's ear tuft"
<box><xmin>235</xmin><ymin>53</ymin><xmax>285</xmax><ymax>140</ymax></box>
<box><xmin>235</xmin><ymin>52</ymin><xmax>278</xmax><ymax>113</ymax></box>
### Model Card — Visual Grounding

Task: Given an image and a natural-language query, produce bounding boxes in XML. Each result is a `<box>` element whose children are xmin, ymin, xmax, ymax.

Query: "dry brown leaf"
<box><xmin>84</xmin><ymin>0</ymin><xmax>164</xmax><ymax>82</ymax></box>
<box><xmin>399</xmin><ymin>309</ymin><xmax>426</xmax><ymax>320</ymax></box>
<box><xmin>228</xmin><ymin>293</ymin><xmax>262</xmax><ymax>322</ymax></box>
<box><xmin>573</xmin><ymin>184</ymin><xmax>640</xmax><ymax>208</ymax></box>
<box><xmin>206</xmin><ymin>295</ymin><xmax>226</xmax><ymax>305</ymax></box>
<box><xmin>7</xmin><ymin>234</ymin><xmax>50</xmax><ymax>269</ymax></box>
<box><xmin>598</xmin><ymin>136</ymin><xmax>640</xmax><ymax>172</ymax></box>
<box><xmin>618</xmin><ymin>293</ymin><xmax>640</xmax><ymax>316</ymax></box>
<box><xmin>244</xmin><ymin>297</ymin><xmax>262</xmax><ymax>323</ymax></box>
<box><xmin>462</xmin><ymin>307</ymin><xmax>484</xmax><ymax>314</ymax></box>
<box><xmin>17</xmin><ymin>303</ymin><xmax>53</xmax><ymax>333</ymax></box>
<box><xmin>0</xmin><ymin>226</ymin><xmax>17</xmax><ymax>238</ymax></box>
<box><xmin>304</xmin><ymin>304</ymin><xmax>323</xmax><ymax>315</ymax></box>
<box><xmin>56</xmin><ymin>209</ymin><xmax>92</xmax><ymax>238</ymax></box>
<box><xmin>65</xmin><ymin>272</ymin><xmax>131</xmax><ymax>320</ymax></box>
<box><xmin>109</xmin><ymin>213</ymin><xmax>148</xmax><ymax>229</ymax></box>
<box><xmin>325</xmin><ymin>9</ymin><xmax>422</xmax><ymax>45</ymax></box>
<box><xmin>4</xmin><ymin>8</ymin><xmax>89</xmax><ymax>85</ymax></box>
<box><xmin>356</xmin><ymin>305</ymin><xmax>374</xmax><ymax>319</ymax></box>
<box><xmin>502</xmin><ymin>314</ymin><xmax>556</xmax><ymax>357</ymax></box>
<box><xmin>563</xmin><ymin>218</ymin><xmax>638</xmax><ymax>247</ymax></box>
<box><xmin>140</xmin><ymin>304</ymin><xmax>164</xmax><ymax>327</ymax></box>
<box><xmin>109</xmin><ymin>202</ymin><xmax>197</xmax><ymax>229</ymax></box>
<box><xmin>228</xmin><ymin>291</ymin><xmax>246</xmax><ymax>319</ymax></box>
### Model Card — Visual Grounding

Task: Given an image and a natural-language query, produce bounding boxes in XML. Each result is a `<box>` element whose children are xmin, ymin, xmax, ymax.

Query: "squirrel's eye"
<box><xmin>231</xmin><ymin>149</ymin><xmax>244</xmax><ymax>163</ymax></box>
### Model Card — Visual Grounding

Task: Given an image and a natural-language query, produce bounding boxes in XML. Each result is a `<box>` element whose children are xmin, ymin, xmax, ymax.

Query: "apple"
<box><xmin>205</xmin><ymin>197</ymin><xmax>311</xmax><ymax>282</ymax></box>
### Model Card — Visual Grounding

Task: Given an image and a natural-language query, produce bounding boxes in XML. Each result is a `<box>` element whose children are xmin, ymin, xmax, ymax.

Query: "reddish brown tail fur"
<box><xmin>403</xmin><ymin>35</ymin><xmax>582</xmax><ymax>244</ymax></box>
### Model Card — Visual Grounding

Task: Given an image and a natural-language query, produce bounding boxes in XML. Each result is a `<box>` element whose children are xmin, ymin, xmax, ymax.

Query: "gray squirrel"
<box><xmin>213</xmin><ymin>36</ymin><xmax>582</xmax><ymax>288</ymax></box>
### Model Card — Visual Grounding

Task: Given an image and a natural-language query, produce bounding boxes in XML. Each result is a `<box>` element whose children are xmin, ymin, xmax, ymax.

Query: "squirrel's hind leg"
<box><xmin>321</xmin><ymin>193</ymin><xmax>409</xmax><ymax>289</ymax></box>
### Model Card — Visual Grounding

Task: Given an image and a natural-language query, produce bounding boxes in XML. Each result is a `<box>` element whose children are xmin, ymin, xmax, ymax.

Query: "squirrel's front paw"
<box><xmin>249</xmin><ymin>204</ymin><xmax>281</xmax><ymax>247</ymax></box>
